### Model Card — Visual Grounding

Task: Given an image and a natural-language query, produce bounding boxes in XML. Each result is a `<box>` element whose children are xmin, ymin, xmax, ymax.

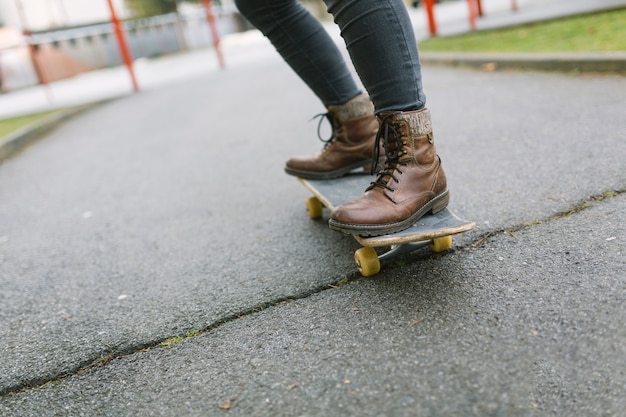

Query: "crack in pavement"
<box><xmin>1</xmin><ymin>187</ymin><xmax>623</xmax><ymax>398</ymax></box>
<box><xmin>463</xmin><ymin>189</ymin><xmax>624</xmax><ymax>250</ymax></box>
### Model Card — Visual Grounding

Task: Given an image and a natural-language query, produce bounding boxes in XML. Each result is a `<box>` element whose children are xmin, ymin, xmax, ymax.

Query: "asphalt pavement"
<box><xmin>1</xmin><ymin>0</ymin><xmax>625</xmax><ymax>415</ymax></box>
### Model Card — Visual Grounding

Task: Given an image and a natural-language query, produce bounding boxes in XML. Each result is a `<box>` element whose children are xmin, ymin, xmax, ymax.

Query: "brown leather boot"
<box><xmin>329</xmin><ymin>108</ymin><xmax>449</xmax><ymax>236</ymax></box>
<box><xmin>284</xmin><ymin>94</ymin><xmax>380</xmax><ymax>179</ymax></box>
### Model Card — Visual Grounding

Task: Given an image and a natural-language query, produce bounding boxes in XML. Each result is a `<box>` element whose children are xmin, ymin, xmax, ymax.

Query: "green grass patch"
<box><xmin>418</xmin><ymin>8</ymin><xmax>626</xmax><ymax>53</ymax></box>
<box><xmin>160</xmin><ymin>330</ymin><xmax>202</xmax><ymax>348</ymax></box>
<box><xmin>0</xmin><ymin>110</ymin><xmax>60</xmax><ymax>139</ymax></box>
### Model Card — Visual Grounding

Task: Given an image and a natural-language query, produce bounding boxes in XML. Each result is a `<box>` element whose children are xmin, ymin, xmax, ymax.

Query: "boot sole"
<box><xmin>328</xmin><ymin>190</ymin><xmax>450</xmax><ymax>237</ymax></box>
<box><xmin>285</xmin><ymin>158</ymin><xmax>385</xmax><ymax>180</ymax></box>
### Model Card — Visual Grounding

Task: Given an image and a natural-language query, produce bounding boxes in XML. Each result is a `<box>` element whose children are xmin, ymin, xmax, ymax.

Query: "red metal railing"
<box><xmin>103</xmin><ymin>0</ymin><xmax>226</xmax><ymax>92</ymax></box>
<box><xmin>422</xmin><ymin>0</ymin><xmax>519</xmax><ymax>36</ymax></box>
<box><xmin>106</xmin><ymin>0</ymin><xmax>139</xmax><ymax>92</ymax></box>
<box><xmin>202</xmin><ymin>0</ymin><xmax>225</xmax><ymax>69</ymax></box>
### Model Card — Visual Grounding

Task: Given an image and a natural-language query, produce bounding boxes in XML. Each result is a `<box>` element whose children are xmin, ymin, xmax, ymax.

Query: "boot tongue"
<box><xmin>368</xmin><ymin>120</ymin><xmax>405</xmax><ymax>190</ymax></box>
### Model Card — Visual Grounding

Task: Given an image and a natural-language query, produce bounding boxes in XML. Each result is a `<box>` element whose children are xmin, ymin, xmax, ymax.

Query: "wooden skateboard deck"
<box><xmin>298</xmin><ymin>175</ymin><xmax>475</xmax><ymax>276</ymax></box>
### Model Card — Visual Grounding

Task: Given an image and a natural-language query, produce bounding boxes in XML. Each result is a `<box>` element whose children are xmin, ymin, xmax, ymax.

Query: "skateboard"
<box><xmin>298</xmin><ymin>174</ymin><xmax>475</xmax><ymax>277</ymax></box>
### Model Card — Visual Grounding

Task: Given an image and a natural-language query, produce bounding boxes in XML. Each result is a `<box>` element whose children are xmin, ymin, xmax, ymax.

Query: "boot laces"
<box><xmin>369</xmin><ymin>114</ymin><xmax>408</xmax><ymax>192</ymax></box>
<box><xmin>312</xmin><ymin>112</ymin><xmax>339</xmax><ymax>150</ymax></box>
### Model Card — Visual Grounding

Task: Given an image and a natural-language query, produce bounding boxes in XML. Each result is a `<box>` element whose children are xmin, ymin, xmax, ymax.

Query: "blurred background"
<box><xmin>0</xmin><ymin>0</ymin><xmax>622</xmax><ymax>107</ymax></box>
<box><xmin>0</xmin><ymin>0</ymin><xmax>306</xmax><ymax>92</ymax></box>
<box><xmin>0</xmin><ymin>0</ymin><xmax>464</xmax><ymax>93</ymax></box>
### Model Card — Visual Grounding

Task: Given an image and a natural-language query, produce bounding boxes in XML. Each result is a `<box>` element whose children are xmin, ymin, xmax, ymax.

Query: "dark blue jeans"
<box><xmin>234</xmin><ymin>0</ymin><xmax>426</xmax><ymax>113</ymax></box>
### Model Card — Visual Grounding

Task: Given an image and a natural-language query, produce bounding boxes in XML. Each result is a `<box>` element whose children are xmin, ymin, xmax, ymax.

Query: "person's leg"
<box><xmin>235</xmin><ymin>0</ymin><xmax>380</xmax><ymax>179</ymax></box>
<box><xmin>323</xmin><ymin>0</ymin><xmax>449</xmax><ymax>236</ymax></box>
<box><xmin>324</xmin><ymin>0</ymin><xmax>426</xmax><ymax>112</ymax></box>
<box><xmin>235</xmin><ymin>0</ymin><xmax>360</xmax><ymax>105</ymax></box>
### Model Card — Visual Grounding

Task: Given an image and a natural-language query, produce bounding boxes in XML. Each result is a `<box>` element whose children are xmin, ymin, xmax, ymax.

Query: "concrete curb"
<box><xmin>0</xmin><ymin>101</ymin><xmax>106</xmax><ymax>163</ymax></box>
<box><xmin>420</xmin><ymin>52</ymin><xmax>626</xmax><ymax>74</ymax></box>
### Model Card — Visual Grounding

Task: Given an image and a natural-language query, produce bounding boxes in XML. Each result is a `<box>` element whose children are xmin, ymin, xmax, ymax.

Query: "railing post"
<box><xmin>105</xmin><ymin>0</ymin><xmax>139</xmax><ymax>92</ymax></box>
<box><xmin>15</xmin><ymin>0</ymin><xmax>53</xmax><ymax>100</ymax></box>
<box><xmin>467</xmin><ymin>0</ymin><xmax>477</xmax><ymax>30</ymax></box>
<box><xmin>201</xmin><ymin>0</ymin><xmax>225</xmax><ymax>69</ymax></box>
<box><xmin>476</xmin><ymin>0</ymin><xmax>484</xmax><ymax>17</ymax></box>
<box><xmin>423</xmin><ymin>0</ymin><xmax>437</xmax><ymax>36</ymax></box>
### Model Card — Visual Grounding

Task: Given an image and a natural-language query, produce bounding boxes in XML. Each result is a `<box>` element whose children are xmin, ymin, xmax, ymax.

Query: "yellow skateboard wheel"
<box><xmin>305</xmin><ymin>196</ymin><xmax>323</xmax><ymax>219</ymax></box>
<box><xmin>354</xmin><ymin>247</ymin><xmax>380</xmax><ymax>277</ymax></box>
<box><xmin>430</xmin><ymin>235</ymin><xmax>452</xmax><ymax>252</ymax></box>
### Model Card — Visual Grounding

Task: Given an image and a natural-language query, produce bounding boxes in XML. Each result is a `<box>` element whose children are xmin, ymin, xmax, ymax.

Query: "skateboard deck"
<box><xmin>298</xmin><ymin>174</ymin><xmax>475</xmax><ymax>276</ymax></box>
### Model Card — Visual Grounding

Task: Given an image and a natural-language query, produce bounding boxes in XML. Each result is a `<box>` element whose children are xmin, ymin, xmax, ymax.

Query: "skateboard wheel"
<box><xmin>430</xmin><ymin>235</ymin><xmax>452</xmax><ymax>252</ymax></box>
<box><xmin>354</xmin><ymin>247</ymin><xmax>380</xmax><ymax>277</ymax></box>
<box><xmin>305</xmin><ymin>196</ymin><xmax>323</xmax><ymax>219</ymax></box>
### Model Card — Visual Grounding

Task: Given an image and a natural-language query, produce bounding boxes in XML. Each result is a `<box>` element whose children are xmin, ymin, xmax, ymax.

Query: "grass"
<box><xmin>418</xmin><ymin>8</ymin><xmax>626</xmax><ymax>53</ymax></box>
<box><xmin>0</xmin><ymin>110</ymin><xmax>60</xmax><ymax>140</ymax></box>
<box><xmin>160</xmin><ymin>330</ymin><xmax>201</xmax><ymax>348</ymax></box>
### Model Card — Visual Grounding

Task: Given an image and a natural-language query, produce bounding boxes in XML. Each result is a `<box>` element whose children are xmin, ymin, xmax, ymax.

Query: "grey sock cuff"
<box><xmin>379</xmin><ymin>108</ymin><xmax>432</xmax><ymax>136</ymax></box>
<box><xmin>404</xmin><ymin>108</ymin><xmax>432</xmax><ymax>136</ymax></box>
<box><xmin>327</xmin><ymin>94</ymin><xmax>375</xmax><ymax>122</ymax></box>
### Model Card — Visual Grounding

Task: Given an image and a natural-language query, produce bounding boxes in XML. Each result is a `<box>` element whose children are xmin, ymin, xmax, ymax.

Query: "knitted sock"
<box><xmin>327</xmin><ymin>94</ymin><xmax>375</xmax><ymax>122</ymax></box>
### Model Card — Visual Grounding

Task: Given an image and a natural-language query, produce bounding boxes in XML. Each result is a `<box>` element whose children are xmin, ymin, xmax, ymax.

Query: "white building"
<box><xmin>0</xmin><ymin>0</ymin><xmax>129</xmax><ymax>31</ymax></box>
